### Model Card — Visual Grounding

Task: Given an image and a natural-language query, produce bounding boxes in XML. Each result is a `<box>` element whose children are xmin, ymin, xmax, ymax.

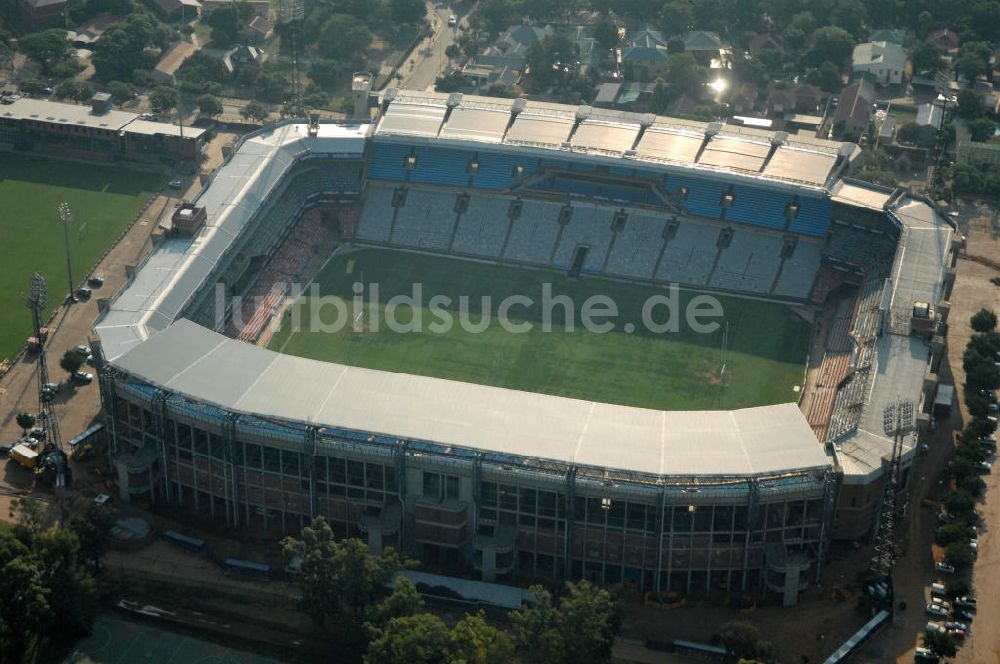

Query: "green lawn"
<box><xmin>270</xmin><ymin>249</ymin><xmax>812</xmax><ymax>411</ymax></box>
<box><xmin>0</xmin><ymin>155</ymin><xmax>165</xmax><ymax>361</ymax></box>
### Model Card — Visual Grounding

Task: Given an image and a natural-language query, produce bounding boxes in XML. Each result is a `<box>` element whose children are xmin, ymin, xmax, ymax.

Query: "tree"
<box><xmin>149</xmin><ymin>86</ymin><xmax>177</xmax><ymax>114</ymax></box>
<box><xmin>106</xmin><ymin>81</ymin><xmax>136</xmax><ymax>105</ymax></box>
<box><xmin>830</xmin><ymin>0</ymin><xmax>866</xmax><ymax>38</ymax></box>
<box><xmin>445</xmin><ymin>43</ymin><xmax>461</xmax><ymax>60</ymax></box>
<box><xmin>59</xmin><ymin>350</ymin><xmax>85</xmax><ymax>377</ymax></box>
<box><xmin>318</xmin><ymin>14</ymin><xmax>372</xmax><ymax>62</ymax></box>
<box><xmin>511</xmin><ymin>581</ymin><xmax>620</xmax><ymax>664</ymax></box>
<box><xmin>450</xmin><ymin>611</ymin><xmax>514</xmax><ymax>664</ymax></box>
<box><xmin>663</xmin><ymin>52</ymin><xmax>707</xmax><ymax>99</ymax></box>
<box><xmin>945</xmin><ymin>579</ymin><xmax>971</xmax><ymax>598</ymax></box>
<box><xmin>16</xmin><ymin>412</ymin><xmax>36</xmax><ymax>435</ymax></box>
<box><xmin>54</xmin><ymin>80</ymin><xmax>93</xmax><ymax>102</ymax></box>
<box><xmin>945</xmin><ymin>541</ymin><xmax>975</xmax><ymax>569</ymax></box>
<box><xmin>922</xmin><ymin>629</ymin><xmax>958</xmax><ymax>658</ymax></box>
<box><xmin>810</xmin><ymin>26</ymin><xmax>854</xmax><ymax>68</ymax></box>
<box><xmin>19</xmin><ymin>29</ymin><xmax>73</xmax><ymax>75</ymax></box>
<box><xmin>943</xmin><ymin>490</ymin><xmax>976</xmax><ymax>516</ymax></box>
<box><xmin>364</xmin><ymin>613</ymin><xmax>453</xmax><ymax>664</ymax></box>
<box><xmin>390</xmin><ymin>0</ymin><xmax>425</xmax><ymax>25</ymax></box>
<box><xmin>958</xmin><ymin>474</ymin><xmax>986</xmax><ymax>498</ymax></box>
<box><xmin>206</xmin><ymin>2</ymin><xmax>255</xmax><ymax>48</ymax></box>
<box><xmin>197</xmin><ymin>94</ymin><xmax>224</xmax><ymax>118</ymax></box>
<box><xmin>66</xmin><ymin>498</ymin><xmax>114</xmax><ymax>572</ymax></box>
<box><xmin>967</xmin><ymin>362</ymin><xmax>1000</xmax><ymax>391</ymax></box>
<box><xmin>282</xmin><ymin>518</ymin><xmax>411</xmax><ymax>635</ymax></box>
<box><xmin>718</xmin><ymin>620</ymin><xmax>774</xmax><ymax>660</ymax></box>
<box><xmin>971</xmin><ymin>308</ymin><xmax>998</xmax><ymax>332</ymax></box>
<box><xmin>660</xmin><ymin>0</ymin><xmax>693</xmax><ymax>35</ymax></box>
<box><xmin>957</xmin><ymin>89</ymin><xmax>985</xmax><ymax>120</ymax></box>
<box><xmin>912</xmin><ymin>40</ymin><xmax>945</xmax><ymax>73</ymax></box>
<box><xmin>371</xmin><ymin>576</ymin><xmax>423</xmax><ymax>625</ymax></box>
<box><xmin>957</xmin><ymin>41</ymin><xmax>992</xmax><ymax>84</ymax></box>
<box><xmin>91</xmin><ymin>14</ymin><xmax>159</xmax><ymax>82</ymax></box>
<box><xmin>19</xmin><ymin>78</ymin><xmax>46</xmax><ymax>96</ymax></box>
<box><xmin>593</xmin><ymin>21</ymin><xmax>619</xmax><ymax>50</ymax></box>
<box><xmin>935</xmin><ymin>523</ymin><xmax>974</xmax><ymax>546</ymax></box>
<box><xmin>240</xmin><ymin>100</ymin><xmax>267</xmax><ymax>122</ymax></box>
<box><xmin>811</xmin><ymin>61</ymin><xmax>843</xmax><ymax>93</ymax></box>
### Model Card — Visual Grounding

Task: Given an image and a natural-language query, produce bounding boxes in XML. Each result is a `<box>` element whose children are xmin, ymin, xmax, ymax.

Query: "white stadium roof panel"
<box><xmin>831</xmin><ymin>182</ymin><xmax>892</xmax><ymax>210</ymax></box>
<box><xmin>697</xmin><ymin>137</ymin><xmax>771</xmax><ymax>172</ymax></box>
<box><xmin>763</xmin><ymin>147</ymin><xmax>838</xmax><ymax>185</ymax></box>
<box><xmin>113</xmin><ymin>320</ymin><xmax>831</xmax><ymax>478</ymax></box>
<box><xmin>505</xmin><ymin>113</ymin><xmax>574</xmax><ymax>147</ymax></box>
<box><xmin>439</xmin><ymin>106</ymin><xmax>510</xmax><ymax>143</ymax></box>
<box><xmin>572</xmin><ymin>121</ymin><xmax>640</xmax><ymax>153</ymax></box>
<box><xmin>634</xmin><ymin>127</ymin><xmax>704</xmax><ymax>163</ymax></box>
<box><xmin>376</xmin><ymin>102</ymin><xmax>446</xmax><ymax>137</ymax></box>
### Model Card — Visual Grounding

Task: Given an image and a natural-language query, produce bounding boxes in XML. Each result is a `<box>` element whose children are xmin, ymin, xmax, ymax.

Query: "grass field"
<box><xmin>0</xmin><ymin>155</ymin><xmax>165</xmax><ymax>361</ymax></box>
<box><xmin>269</xmin><ymin>249</ymin><xmax>813</xmax><ymax>411</ymax></box>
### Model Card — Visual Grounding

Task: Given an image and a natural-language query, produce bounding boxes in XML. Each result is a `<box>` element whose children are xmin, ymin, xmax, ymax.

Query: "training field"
<box><xmin>270</xmin><ymin>249</ymin><xmax>812</xmax><ymax>411</ymax></box>
<box><xmin>0</xmin><ymin>155</ymin><xmax>164</xmax><ymax>361</ymax></box>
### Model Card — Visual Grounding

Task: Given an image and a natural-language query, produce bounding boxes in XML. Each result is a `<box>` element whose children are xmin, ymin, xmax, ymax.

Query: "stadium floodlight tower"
<box><xmin>866</xmin><ymin>398</ymin><xmax>913</xmax><ymax>610</ymax></box>
<box><xmin>25</xmin><ymin>272</ymin><xmax>63</xmax><ymax>452</ymax></box>
<box><xmin>58</xmin><ymin>203</ymin><xmax>74</xmax><ymax>301</ymax></box>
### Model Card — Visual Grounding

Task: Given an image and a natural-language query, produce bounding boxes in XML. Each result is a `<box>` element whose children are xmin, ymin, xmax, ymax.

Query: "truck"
<box><xmin>11</xmin><ymin>443</ymin><xmax>38</xmax><ymax>469</ymax></box>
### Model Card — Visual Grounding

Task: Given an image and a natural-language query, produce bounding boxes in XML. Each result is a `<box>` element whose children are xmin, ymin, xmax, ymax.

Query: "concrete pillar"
<box><xmin>481</xmin><ymin>547</ymin><xmax>497</xmax><ymax>583</ymax></box>
<box><xmin>782</xmin><ymin>566</ymin><xmax>799</xmax><ymax>607</ymax></box>
<box><xmin>369</xmin><ymin>526</ymin><xmax>384</xmax><ymax>556</ymax></box>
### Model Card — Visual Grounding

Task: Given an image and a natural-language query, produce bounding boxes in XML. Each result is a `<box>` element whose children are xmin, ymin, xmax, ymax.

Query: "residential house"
<box><xmin>223</xmin><ymin>44</ymin><xmax>266</xmax><ymax>74</ymax></box>
<box><xmin>248</xmin><ymin>15</ymin><xmax>273</xmax><ymax>43</ymax></box>
<box><xmin>730</xmin><ymin>82</ymin><xmax>758</xmax><ymax>114</ymax></box>
<box><xmin>593</xmin><ymin>81</ymin><xmax>621</xmax><ymax>107</ymax></box>
<box><xmin>749</xmin><ymin>33</ymin><xmax>784</xmax><ymax>58</ymax></box>
<box><xmin>201</xmin><ymin>0</ymin><xmax>269</xmax><ymax>18</ymax></box>
<box><xmin>681</xmin><ymin>30</ymin><xmax>728</xmax><ymax>66</ymax></box>
<box><xmin>974</xmin><ymin>79</ymin><xmax>1000</xmax><ymax>113</ymax></box>
<box><xmin>498</xmin><ymin>24</ymin><xmax>554</xmax><ymax>50</ymax></box>
<box><xmin>630</xmin><ymin>26</ymin><xmax>669</xmax><ymax>49</ymax></box>
<box><xmin>67</xmin><ymin>13</ymin><xmax>117</xmax><ymax>48</ymax></box>
<box><xmin>877</xmin><ymin>113</ymin><xmax>896</xmax><ymax>143</ymax></box>
<box><xmin>621</xmin><ymin>45</ymin><xmax>669</xmax><ymax>78</ymax></box>
<box><xmin>868</xmin><ymin>29</ymin><xmax>904</xmax><ymax>45</ymax></box>
<box><xmin>474</xmin><ymin>46</ymin><xmax>528</xmax><ymax>72</ymax></box>
<box><xmin>927</xmin><ymin>28</ymin><xmax>960</xmax><ymax>53</ymax></box>
<box><xmin>461</xmin><ymin>62</ymin><xmax>518</xmax><ymax>93</ymax></box>
<box><xmin>144</xmin><ymin>0</ymin><xmax>200</xmax><ymax>21</ymax></box>
<box><xmin>6</xmin><ymin>0</ymin><xmax>66</xmax><ymax>30</ymax></box>
<box><xmin>852</xmin><ymin>41</ymin><xmax>908</xmax><ymax>85</ymax></box>
<box><xmin>152</xmin><ymin>40</ymin><xmax>197</xmax><ymax>81</ymax></box>
<box><xmin>915</xmin><ymin>102</ymin><xmax>943</xmax><ymax>129</ymax></box>
<box><xmin>765</xmin><ymin>84</ymin><xmax>820</xmax><ymax>116</ymax></box>
<box><xmin>832</xmin><ymin>79</ymin><xmax>876</xmax><ymax>134</ymax></box>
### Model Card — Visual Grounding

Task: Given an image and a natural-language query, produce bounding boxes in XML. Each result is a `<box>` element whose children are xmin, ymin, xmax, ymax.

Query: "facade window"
<box><xmin>423</xmin><ymin>471</ymin><xmax>459</xmax><ymax>500</ymax></box>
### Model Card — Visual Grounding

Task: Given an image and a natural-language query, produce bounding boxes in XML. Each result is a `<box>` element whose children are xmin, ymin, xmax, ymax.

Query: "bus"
<box><xmin>222</xmin><ymin>558</ymin><xmax>271</xmax><ymax>579</ymax></box>
<box><xmin>161</xmin><ymin>529</ymin><xmax>206</xmax><ymax>554</ymax></box>
<box><xmin>68</xmin><ymin>423</ymin><xmax>105</xmax><ymax>455</ymax></box>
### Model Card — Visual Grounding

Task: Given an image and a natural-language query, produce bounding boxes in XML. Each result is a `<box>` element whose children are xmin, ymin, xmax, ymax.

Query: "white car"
<box><xmin>926</xmin><ymin>603</ymin><xmax>949</xmax><ymax>617</ymax></box>
<box><xmin>447</xmin><ymin>14</ymin><xmax>457</xmax><ymax>26</ymax></box>
<box><xmin>936</xmin><ymin>562</ymin><xmax>956</xmax><ymax>574</ymax></box>
<box><xmin>970</xmin><ymin>538</ymin><xmax>979</xmax><ymax>552</ymax></box>
<box><xmin>945</xmin><ymin>621</ymin><xmax>969</xmax><ymax>631</ymax></box>
<box><xmin>926</xmin><ymin>620</ymin><xmax>947</xmax><ymax>633</ymax></box>
<box><xmin>977</xmin><ymin>461</ymin><xmax>992</xmax><ymax>473</ymax></box>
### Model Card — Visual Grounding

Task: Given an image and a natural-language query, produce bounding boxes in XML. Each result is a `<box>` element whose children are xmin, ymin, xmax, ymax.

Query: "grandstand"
<box><xmin>91</xmin><ymin>91</ymin><xmax>958</xmax><ymax>606</ymax></box>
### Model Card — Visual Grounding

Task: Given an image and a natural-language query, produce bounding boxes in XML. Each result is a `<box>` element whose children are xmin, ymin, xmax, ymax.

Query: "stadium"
<box><xmin>92</xmin><ymin>84</ymin><xmax>957</xmax><ymax>606</ymax></box>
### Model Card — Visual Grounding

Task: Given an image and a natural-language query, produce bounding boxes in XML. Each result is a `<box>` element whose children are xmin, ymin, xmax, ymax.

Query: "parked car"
<box><xmin>925</xmin><ymin>620</ymin><xmax>947</xmax><ymax>633</ymax></box>
<box><xmin>74</xmin><ymin>287</ymin><xmax>92</xmax><ymax>300</ymax></box>
<box><xmin>71</xmin><ymin>371</ymin><xmax>93</xmax><ymax>386</ymax></box>
<box><xmin>167</xmin><ymin>179</ymin><xmax>183</xmax><ymax>190</ymax></box>
<box><xmin>955</xmin><ymin>609</ymin><xmax>974</xmax><ymax>621</ymax></box>
<box><xmin>930</xmin><ymin>582</ymin><xmax>947</xmax><ymax>596</ymax></box>
<box><xmin>977</xmin><ymin>461</ymin><xmax>992</xmax><ymax>473</ymax></box>
<box><xmin>969</xmin><ymin>538</ymin><xmax>979</xmax><ymax>552</ymax></box>
<box><xmin>945</xmin><ymin>621</ymin><xmax>968</xmax><ymax>631</ymax></box>
<box><xmin>931</xmin><ymin>597</ymin><xmax>951</xmax><ymax>610</ymax></box>
<box><xmin>73</xmin><ymin>345</ymin><xmax>92</xmax><ymax>359</ymax></box>
<box><xmin>914</xmin><ymin>646</ymin><xmax>939</xmax><ymax>662</ymax></box>
<box><xmin>447</xmin><ymin>13</ymin><xmax>457</xmax><ymax>26</ymax></box>
<box><xmin>28</xmin><ymin>427</ymin><xmax>45</xmax><ymax>441</ymax></box>
<box><xmin>93</xmin><ymin>494</ymin><xmax>111</xmax><ymax>507</ymax></box>
<box><xmin>0</xmin><ymin>445</ymin><xmax>11</xmax><ymax>457</ymax></box>
<box><xmin>87</xmin><ymin>275</ymin><xmax>104</xmax><ymax>288</ymax></box>
<box><xmin>926</xmin><ymin>603</ymin><xmax>949</xmax><ymax>617</ymax></box>
<box><xmin>955</xmin><ymin>596</ymin><xmax>976</xmax><ymax>609</ymax></box>
<box><xmin>41</xmin><ymin>382</ymin><xmax>61</xmax><ymax>395</ymax></box>
<box><xmin>936</xmin><ymin>562</ymin><xmax>956</xmax><ymax>574</ymax></box>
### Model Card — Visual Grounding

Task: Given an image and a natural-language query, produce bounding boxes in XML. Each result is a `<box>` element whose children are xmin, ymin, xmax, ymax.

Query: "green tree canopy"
<box><xmin>16</xmin><ymin>412</ymin><xmax>36</xmax><ymax>434</ymax></box>
<box><xmin>810</xmin><ymin>26</ymin><xmax>854</xmax><ymax>68</ymax></box>
<box><xmin>206</xmin><ymin>2</ymin><xmax>255</xmax><ymax>48</ymax></box>
<box><xmin>59</xmin><ymin>350</ymin><xmax>85</xmax><ymax>376</ymax></box>
<box><xmin>317</xmin><ymin>14</ymin><xmax>372</xmax><ymax>62</ymax></box>
<box><xmin>922</xmin><ymin>629</ymin><xmax>958</xmax><ymax>658</ymax></box>
<box><xmin>19</xmin><ymin>29</ymin><xmax>74</xmax><ymax>75</ymax></box>
<box><xmin>971</xmin><ymin>308</ymin><xmax>998</xmax><ymax>332</ymax></box>
<box><xmin>511</xmin><ymin>581</ymin><xmax>621</xmax><ymax>664</ymax></box>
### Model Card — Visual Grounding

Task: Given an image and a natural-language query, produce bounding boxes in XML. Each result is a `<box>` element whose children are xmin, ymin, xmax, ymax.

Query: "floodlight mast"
<box><xmin>58</xmin><ymin>203</ymin><xmax>74</xmax><ymax>301</ymax></box>
<box><xmin>25</xmin><ymin>273</ymin><xmax>63</xmax><ymax>451</ymax></box>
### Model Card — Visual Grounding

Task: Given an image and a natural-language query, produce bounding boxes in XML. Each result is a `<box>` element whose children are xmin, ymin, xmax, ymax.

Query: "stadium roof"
<box><xmin>833</xmin><ymin>194</ymin><xmax>954</xmax><ymax>481</ymax></box>
<box><xmin>830</xmin><ymin>181</ymin><xmax>893</xmax><ymax>210</ymax></box>
<box><xmin>94</xmin><ymin>121</ymin><xmax>369</xmax><ymax>360</ymax></box>
<box><xmin>0</xmin><ymin>97</ymin><xmax>207</xmax><ymax>139</ymax></box>
<box><xmin>373</xmin><ymin>89</ymin><xmax>850</xmax><ymax>191</ymax></box>
<box><xmin>112</xmin><ymin>319</ymin><xmax>832</xmax><ymax>479</ymax></box>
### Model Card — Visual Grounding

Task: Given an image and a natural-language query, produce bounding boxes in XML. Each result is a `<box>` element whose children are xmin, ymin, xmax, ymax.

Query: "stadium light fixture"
<box><xmin>467</xmin><ymin>158</ymin><xmax>479</xmax><ymax>174</ymax></box>
<box><xmin>404</xmin><ymin>154</ymin><xmax>418</xmax><ymax>169</ymax></box>
<box><xmin>676</xmin><ymin>186</ymin><xmax>689</xmax><ymax>201</ymax></box>
<box><xmin>601</xmin><ymin>497</ymin><xmax>612</xmax><ymax>510</ymax></box>
<box><xmin>58</xmin><ymin>203</ymin><xmax>74</xmax><ymax>301</ymax></box>
<box><xmin>785</xmin><ymin>200</ymin><xmax>801</xmax><ymax>219</ymax></box>
<box><xmin>511</xmin><ymin>164</ymin><xmax>524</xmax><ymax>178</ymax></box>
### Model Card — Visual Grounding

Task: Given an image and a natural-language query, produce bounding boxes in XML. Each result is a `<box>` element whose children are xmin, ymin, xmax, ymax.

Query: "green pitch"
<box><xmin>270</xmin><ymin>249</ymin><xmax>812</xmax><ymax>410</ymax></box>
<box><xmin>0</xmin><ymin>155</ymin><xmax>164</xmax><ymax>361</ymax></box>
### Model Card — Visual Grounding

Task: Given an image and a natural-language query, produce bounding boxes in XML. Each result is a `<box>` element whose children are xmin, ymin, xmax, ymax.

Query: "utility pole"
<box><xmin>58</xmin><ymin>203</ymin><xmax>74</xmax><ymax>301</ymax></box>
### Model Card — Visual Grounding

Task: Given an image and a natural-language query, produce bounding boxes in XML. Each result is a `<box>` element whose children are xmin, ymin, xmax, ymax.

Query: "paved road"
<box><xmin>401</xmin><ymin>4</ymin><xmax>465</xmax><ymax>91</ymax></box>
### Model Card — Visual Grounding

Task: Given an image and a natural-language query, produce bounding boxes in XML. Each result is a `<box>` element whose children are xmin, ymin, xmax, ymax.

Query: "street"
<box><xmin>400</xmin><ymin>4</ymin><xmax>465</xmax><ymax>91</ymax></box>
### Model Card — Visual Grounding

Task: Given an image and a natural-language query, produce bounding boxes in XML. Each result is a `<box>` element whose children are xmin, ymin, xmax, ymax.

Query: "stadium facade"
<box><xmin>92</xmin><ymin>89</ymin><xmax>958</xmax><ymax>606</ymax></box>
